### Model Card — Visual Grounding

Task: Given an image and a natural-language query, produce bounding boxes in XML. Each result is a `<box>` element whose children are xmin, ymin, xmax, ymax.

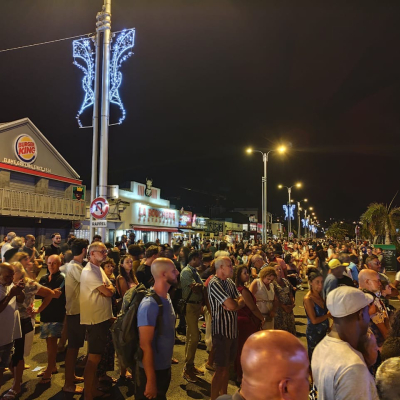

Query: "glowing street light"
<box><xmin>278</xmin><ymin>182</ymin><xmax>302</xmax><ymax>240</ymax></box>
<box><xmin>246</xmin><ymin>144</ymin><xmax>288</xmax><ymax>243</ymax></box>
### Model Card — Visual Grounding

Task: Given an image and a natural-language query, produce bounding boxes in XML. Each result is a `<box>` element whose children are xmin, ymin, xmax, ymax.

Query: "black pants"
<box><xmin>135</xmin><ymin>367</ymin><xmax>171</xmax><ymax>400</ymax></box>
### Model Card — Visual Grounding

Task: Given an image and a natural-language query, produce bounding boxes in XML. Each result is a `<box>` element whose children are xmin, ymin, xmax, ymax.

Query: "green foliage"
<box><xmin>325</xmin><ymin>222</ymin><xmax>349</xmax><ymax>240</ymax></box>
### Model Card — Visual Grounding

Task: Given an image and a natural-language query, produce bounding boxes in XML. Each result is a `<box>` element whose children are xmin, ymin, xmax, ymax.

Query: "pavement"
<box><xmin>2</xmin><ymin>272</ymin><xmax>398</xmax><ymax>400</ymax></box>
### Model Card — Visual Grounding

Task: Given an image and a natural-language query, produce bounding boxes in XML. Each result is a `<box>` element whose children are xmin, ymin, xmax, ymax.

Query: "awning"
<box><xmin>132</xmin><ymin>225</ymin><xmax>178</xmax><ymax>233</ymax></box>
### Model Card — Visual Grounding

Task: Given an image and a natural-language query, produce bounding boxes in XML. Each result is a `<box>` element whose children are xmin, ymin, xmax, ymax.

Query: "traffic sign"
<box><xmin>90</xmin><ymin>197</ymin><xmax>109</xmax><ymax>219</ymax></box>
<box><xmin>91</xmin><ymin>220</ymin><xmax>107</xmax><ymax>228</ymax></box>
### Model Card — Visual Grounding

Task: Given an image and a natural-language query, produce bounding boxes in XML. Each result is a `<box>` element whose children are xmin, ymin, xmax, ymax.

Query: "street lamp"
<box><xmin>246</xmin><ymin>145</ymin><xmax>286</xmax><ymax>243</ymax></box>
<box><xmin>293</xmin><ymin>198</ymin><xmax>308</xmax><ymax>239</ymax></box>
<box><xmin>278</xmin><ymin>182</ymin><xmax>302</xmax><ymax>241</ymax></box>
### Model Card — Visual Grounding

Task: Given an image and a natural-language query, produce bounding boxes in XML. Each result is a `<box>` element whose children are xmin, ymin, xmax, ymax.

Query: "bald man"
<box><xmin>359</xmin><ymin>269</ymin><xmax>390</xmax><ymax>348</ymax></box>
<box><xmin>217</xmin><ymin>330</ymin><xmax>310</xmax><ymax>400</ymax></box>
<box><xmin>137</xmin><ymin>258</ymin><xmax>179</xmax><ymax>400</ymax></box>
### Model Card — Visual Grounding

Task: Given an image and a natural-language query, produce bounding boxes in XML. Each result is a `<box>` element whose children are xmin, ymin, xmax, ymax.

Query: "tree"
<box><xmin>360</xmin><ymin>202</ymin><xmax>400</xmax><ymax>244</ymax></box>
<box><xmin>325</xmin><ymin>222</ymin><xmax>349</xmax><ymax>241</ymax></box>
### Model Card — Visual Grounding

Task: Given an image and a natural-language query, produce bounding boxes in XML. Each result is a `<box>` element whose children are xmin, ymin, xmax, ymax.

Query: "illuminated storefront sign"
<box><xmin>179</xmin><ymin>211</ymin><xmax>193</xmax><ymax>228</ymax></box>
<box><xmin>132</xmin><ymin>203</ymin><xmax>179</xmax><ymax>227</ymax></box>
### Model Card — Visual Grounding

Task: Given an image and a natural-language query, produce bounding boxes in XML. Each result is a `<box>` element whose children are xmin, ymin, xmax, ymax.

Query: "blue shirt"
<box><xmin>137</xmin><ymin>294</ymin><xmax>176</xmax><ymax>370</ymax></box>
<box><xmin>348</xmin><ymin>262</ymin><xmax>359</xmax><ymax>282</ymax></box>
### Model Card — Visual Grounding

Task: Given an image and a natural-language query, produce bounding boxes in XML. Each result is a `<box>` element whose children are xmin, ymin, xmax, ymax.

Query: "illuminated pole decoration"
<box><xmin>72</xmin><ymin>0</ymin><xmax>135</xmax><ymax>241</ymax></box>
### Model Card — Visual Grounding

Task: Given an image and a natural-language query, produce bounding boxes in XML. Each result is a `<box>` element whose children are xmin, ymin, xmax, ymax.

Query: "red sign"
<box><xmin>90</xmin><ymin>197</ymin><xmax>109</xmax><ymax>219</ymax></box>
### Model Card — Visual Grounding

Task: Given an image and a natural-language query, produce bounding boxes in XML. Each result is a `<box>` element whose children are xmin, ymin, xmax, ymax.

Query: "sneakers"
<box><xmin>192</xmin><ymin>366</ymin><xmax>205</xmax><ymax>376</ymax></box>
<box><xmin>183</xmin><ymin>369</ymin><xmax>198</xmax><ymax>383</ymax></box>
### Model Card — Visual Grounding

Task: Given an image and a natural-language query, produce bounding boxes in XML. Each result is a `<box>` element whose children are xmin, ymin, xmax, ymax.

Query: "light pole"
<box><xmin>247</xmin><ymin>145</ymin><xmax>286</xmax><ymax>243</ymax></box>
<box><xmin>278</xmin><ymin>183</ymin><xmax>302</xmax><ymax>241</ymax></box>
<box><xmin>294</xmin><ymin>198</ymin><xmax>307</xmax><ymax>239</ymax></box>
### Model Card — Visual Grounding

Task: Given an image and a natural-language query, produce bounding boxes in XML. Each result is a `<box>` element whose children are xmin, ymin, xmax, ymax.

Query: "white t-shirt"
<box><xmin>0</xmin><ymin>283</ymin><xmax>22</xmax><ymax>346</ymax></box>
<box><xmin>80</xmin><ymin>262</ymin><xmax>113</xmax><ymax>325</ymax></box>
<box><xmin>1</xmin><ymin>243</ymin><xmax>12</xmax><ymax>261</ymax></box>
<box><xmin>312</xmin><ymin>335</ymin><xmax>379</xmax><ymax>400</ymax></box>
<box><xmin>395</xmin><ymin>271</ymin><xmax>400</xmax><ymax>282</ymax></box>
<box><xmin>65</xmin><ymin>260</ymin><xmax>83</xmax><ymax>316</ymax></box>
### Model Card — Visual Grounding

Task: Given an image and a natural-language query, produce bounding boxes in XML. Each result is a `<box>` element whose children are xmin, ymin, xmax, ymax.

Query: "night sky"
<box><xmin>1</xmin><ymin>1</ymin><xmax>400</xmax><ymax>225</ymax></box>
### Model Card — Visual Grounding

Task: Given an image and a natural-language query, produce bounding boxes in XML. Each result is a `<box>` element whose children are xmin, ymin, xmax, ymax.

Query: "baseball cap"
<box><xmin>327</xmin><ymin>286</ymin><xmax>373</xmax><ymax>318</ymax></box>
<box><xmin>328</xmin><ymin>259</ymin><xmax>349</xmax><ymax>269</ymax></box>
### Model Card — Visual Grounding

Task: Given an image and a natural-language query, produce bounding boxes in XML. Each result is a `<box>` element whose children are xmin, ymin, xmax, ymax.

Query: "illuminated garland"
<box><xmin>110</xmin><ymin>29</ymin><xmax>135</xmax><ymax>124</ymax></box>
<box><xmin>72</xmin><ymin>38</ymin><xmax>95</xmax><ymax>128</ymax></box>
<box><xmin>283</xmin><ymin>204</ymin><xmax>296</xmax><ymax>220</ymax></box>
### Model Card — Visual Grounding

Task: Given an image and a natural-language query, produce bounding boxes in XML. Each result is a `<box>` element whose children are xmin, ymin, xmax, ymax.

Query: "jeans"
<box><xmin>184</xmin><ymin>303</ymin><xmax>202</xmax><ymax>370</ymax></box>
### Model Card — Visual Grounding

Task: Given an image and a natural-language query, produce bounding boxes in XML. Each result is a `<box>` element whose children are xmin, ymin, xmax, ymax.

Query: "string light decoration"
<box><xmin>72</xmin><ymin>38</ymin><xmax>95</xmax><ymax>128</ymax></box>
<box><xmin>301</xmin><ymin>218</ymin><xmax>309</xmax><ymax>228</ymax></box>
<box><xmin>72</xmin><ymin>29</ymin><xmax>135</xmax><ymax>127</ymax></box>
<box><xmin>110</xmin><ymin>29</ymin><xmax>135</xmax><ymax>124</ymax></box>
<box><xmin>283</xmin><ymin>204</ymin><xmax>296</xmax><ymax>220</ymax></box>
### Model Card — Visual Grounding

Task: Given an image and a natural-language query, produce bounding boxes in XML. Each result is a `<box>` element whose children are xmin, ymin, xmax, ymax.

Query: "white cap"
<box><xmin>326</xmin><ymin>286</ymin><xmax>373</xmax><ymax>318</ymax></box>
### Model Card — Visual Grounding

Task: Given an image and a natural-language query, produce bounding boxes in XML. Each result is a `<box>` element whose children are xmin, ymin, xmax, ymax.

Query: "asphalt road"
<box><xmin>3</xmin><ymin>274</ymin><xmax>398</xmax><ymax>400</ymax></box>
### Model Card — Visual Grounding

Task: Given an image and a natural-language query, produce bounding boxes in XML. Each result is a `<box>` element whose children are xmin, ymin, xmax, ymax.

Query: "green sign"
<box><xmin>72</xmin><ymin>186</ymin><xmax>85</xmax><ymax>200</ymax></box>
<box><xmin>373</xmin><ymin>244</ymin><xmax>397</xmax><ymax>272</ymax></box>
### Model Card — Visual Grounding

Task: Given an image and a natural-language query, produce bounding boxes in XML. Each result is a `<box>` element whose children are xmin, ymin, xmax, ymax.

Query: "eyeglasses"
<box><xmin>94</xmin><ymin>250</ymin><xmax>108</xmax><ymax>255</ymax></box>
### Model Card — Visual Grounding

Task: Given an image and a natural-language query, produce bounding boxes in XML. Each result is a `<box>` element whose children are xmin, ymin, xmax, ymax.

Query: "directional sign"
<box><xmin>90</xmin><ymin>197</ymin><xmax>109</xmax><ymax>219</ymax></box>
<box><xmin>91</xmin><ymin>220</ymin><xmax>107</xmax><ymax>228</ymax></box>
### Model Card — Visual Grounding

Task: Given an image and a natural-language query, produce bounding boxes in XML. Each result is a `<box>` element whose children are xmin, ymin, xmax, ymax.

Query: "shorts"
<box><xmin>67</xmin><ymin>314</ymin><xmax>86</xmax><ymax>349</ymax></box>
<box><xmin>212</xmin><ymin>334</ymin><xmax>238</xmax><ymax>368</ymax></box>
<box><xmin>86</xmin><ymin>320</ymin><xmax>110</xmax><ymax>355</ymax></box>
<box><xmin>0</xmin><ymin>343</ymin><xmax>14</xmax><ymax>369</ymax></box>
<box><xmin>40</xmin><ymin>322</ymin><xmax>64</xmax><ymax>339</ymax></box>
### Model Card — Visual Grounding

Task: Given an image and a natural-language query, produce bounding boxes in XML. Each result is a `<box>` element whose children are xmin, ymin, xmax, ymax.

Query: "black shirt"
<box><xmin>38</xmin><ymin>271</ymin><xmax>66</xmax><ymax>323</ymax></box>
<box><xmin>21</xmin><ymin>246</ymin><xmax>40</xmax><ymax>259</ymax></box>
<box><xmin>136</xmin><ymin>264</ymin><xmax>154</xmax><ymax>289</ymax></box>
<box><xmin>337</xmin><ymin>275</ymin><xmax>355</xmax><ymax>288</ymax></box>
<box><xmin>45</xmin><ymin>244</ymin><xmax>61</xmax><ymax>257</ymax></box>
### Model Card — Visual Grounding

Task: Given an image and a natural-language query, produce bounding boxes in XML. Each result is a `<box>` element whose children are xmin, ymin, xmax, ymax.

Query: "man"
<box><xmin>209</xmin><ymin>242</ymin><xmax>217</xmax><ymax>257</ymax></box>
<box><xmin>366</xmin><ymin>256</ymin><xmax>399</xmax><ymax>296</ymax></box>
<box><xmin>376</xmin><ymin>357</ymin><xmax>400</xmax><ymax>400</ymax></box>
<box><xmin>137</xmin><ymin>258</ymin><xmax>179</xmax><ymax>400</ymax></box>
<box><xmin>0</xmin><ymin>263</ymin><xmax>23</xmax><ymax>392</ymax></box>
<box><xmin>62</xmin><ymin>239</ymin><xmax>89</xmax><ymax>394</ymax></box>
<box><xmin>312</xmin><ymin>286</ymin><xmax>378</xmax><ymax>400</ymax></box>
<box><xmin>37</xmin><ymin>255</ymin><xmax>66</xmax><ymax>384</ymax></box>
<box><xmin>348</xmin><ymin>254</ymin><xmax>360</xmax><ymax>286</ymax></box>
<box><xmin>136</xmin><ymin>245</ymin><xmax>159</xmax><ymax>289</ymax></box>
<box><xmin>120</xmin><ymin>234</ymin><xmax>128</xmax><ymax>255</ymax></box>
<box><xmin>80</xmin><ymin>242</ymin><xmax>115</xmax><ymax>400</ymax></box>
<box><xmin>45</xmin><ymin>232</ymin><xmax>62</xmax><ymax>263</ymax></box>
<box><xmin>61</xmin><ymin>233</ymin><xmax>76</xmax><ymax>253</ymax></box>
<box><xmin>359</xmin><ymin>269</ymin><xmax>390</xmax><ymax>348</ymax></box>
<box><xmin>362</xmin><ymin>246</ymin><xmax>373</xmax><ymax>267</ymax></box>
<box><xmin>91</xmin><ymin>234</ymin><xmax>102</xmax><ymax>244</ymax></box>
<box><xmin>215</xmin><ymin>242</ymin><xmax>230</xmax><ymax>258</ymax></box>
<box><xmin>268</xmin><ymin>251</ymin><xmax>287</xmax><ymax>279</ymax></box>
<box><xmin>128</xmin><ymin>244</ymin><xmax>145</xmax><ymax>273</ymax></box>
<box><xmin>180</xmin><ymin>250</ymin><xmax>205</xmax><ymax>382</ymax></box>
<box><xmin>21</xmin><ymin>234</ymin><xmax>40</xmax><ymax>261</ymax></box>
<box><xmin>217</xmin><ymin>330</ymin><xmax>310</xmax><ymax>400</ymax></box>
<box><xmin>249</xmin><ymin>254</ymin><xmax>266</xmax><ymax>282</ymax></box>
<box><xmin>323</xmin><ymin>258</ymin><xmax>354</xmax><ymax>299</ymax></box>
<box><xmin>208</xmin><ymin>256</ymin><xmax>245</xmax><ymax>400</ymax></box>
<box><xmin>1</xmin><ymin>232</ymin><xmax>16</xmax><ymax>262</ymax></box>
<box><xmin>201</xmin><ymin>253</ymin><xmax>214</xmax><ymax>280</ymax></box>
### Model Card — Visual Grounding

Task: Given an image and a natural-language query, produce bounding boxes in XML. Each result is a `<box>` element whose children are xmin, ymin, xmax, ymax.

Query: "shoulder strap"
<box><xmin>147</xmin><ymin>291</ymin><xmax>164</xmax><ymax>337</ymax></box>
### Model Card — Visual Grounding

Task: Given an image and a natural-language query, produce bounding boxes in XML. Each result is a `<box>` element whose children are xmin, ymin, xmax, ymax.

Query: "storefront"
<box><xmin>205</xmin><ymin>219</ymin><xmax>225</xmax><ymax>240</ymax></box>
<box><xmin>0</xmin><ymin>118</ymin><xmax>86</xmax><ymax>246</ymax></box>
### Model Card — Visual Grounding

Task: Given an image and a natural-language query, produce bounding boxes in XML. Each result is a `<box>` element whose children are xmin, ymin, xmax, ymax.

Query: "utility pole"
<box><xmin>263</xmin><ymin>152</ymin><xmax>267</xmax><ymax>244</ymax></box>
<box><xmin>297</xmin><ymin>202</ymin><xmax>301</xmax><ymax>240</ymax></box>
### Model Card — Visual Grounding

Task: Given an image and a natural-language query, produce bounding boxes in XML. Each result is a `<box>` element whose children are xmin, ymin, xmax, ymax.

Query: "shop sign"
<box><xmin>179</xmin><ymin>211</ymin><xmax>193</xmax><ymax>228</ymax></box>
<box><xmin>206</xmin><ymin>220</ymin><xmax>224</xmax><ymax>235</ymax></box>
<box><xmin>133</xmin><ymin>203</ymin><xmax>179</xmax><ymax>227</ymax></box>
<box><xmin>192</xmin><ymin>215</ymin><xmax>207</xmax><ymax>228</ymax></box>
<box><xmin>15</xmin><ymin>134</ymin><xmax>37</xmax><ymax>164</ymax></box>
<box><xmin>91</xmin><ymin>220</ymin><xmax>107</xmax><ymax>227</ymax></box>
<box><xmin>250</xmin><ymin>223</ymin><xmax>257</xmax><ymax>231</ymax></box>
<box><xmin>72</xmin><ymin>185</ymin><xmax>85</xmax><ymax>200</ymax></box>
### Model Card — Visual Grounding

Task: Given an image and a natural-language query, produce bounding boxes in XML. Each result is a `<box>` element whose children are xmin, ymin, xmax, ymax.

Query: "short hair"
<box><xmin>51</xmin><ymin>232</ymin><xmax>61</xmax><ymax>239</ymax></box>
<box><xmin>349</xmin><ymin>254</ymin><xmax>359</xmax><ymax>264</ymax></box>
<box><xmin>251</xmin><ymin>254</ymin><xmax>263</xmax><ymax>264</ymax></box>
<box><xmin>10</xmin><ymin>237</ymin><xmax>23</xmax><ymax>249</ymax></box>
<box><xmin>71</xmin><ymin>239</ymin><xmax>89</xmax><ymax>256</ymax></box>
<box><xmin>64</xmin><ymin>250</ymin><xmax>73</xmax><ymax>263</ymax></box>
<box><xmin>365</xmin><ymin>255</ymin><xmax>379</xmax><ymax>266</ymax></box>
<box><xmin>88</xmin><ymin>242</ymin><xmax>105</xmax><ymax>254</ymax></box>
<box><xmin>93</xmin><ymin>234</ymin><xmax>102</xmax><ymax>241</ymax></box>
<box><xmin>6</xmin><ymin>232</ymin><xmax>16</xmax><ymax>240</ymax></box>
<box><xmin>338</xmin><ymin>252</ymin><xmax>350</xmax><ymax>264</ymax></box>
<box><xmin>0</xmin><ymin>262</ymin><xmax>14</xmax><ymax>274</ymax></box>
<box><xmin>188</xmin><ymin>250</ymin><xmax>202</xmax><ymax>263</ymax></box>
<box><xmin>259</xmin><ymin>266</ymin><xmax>277</xmax><ymax>280</ymax></box>
<box><xmin>381</xmin><ymin>338</ymin><xmax>400</xmax><ymax>362</ymax></box>
<box><xmin>115</xmin><ymin>241</ymin><xmax>122</xmax><ymax>247</ymax></box>
<box><xmin>202</xmin><ymin>253</ymin><xmax>213</xmax><ymax>263</ymax></box>
<box><xmin>376</xmin><ymin>357</ymin><xmax>400</xmax><ymax>400</ymax></box>
<box><xmin>101</xmin><ymin>257</ymin><xmax>116</xmax><ymax>270</ymax></box>
<box><xmin>25</xmin><ymin>234</ymin><xmax>35</xmax><ymax>241</ymax></box>
<box><xmin>215</xmin><ymin>256</ymin><xmax>230</xmax><ymax>270</ymax></box>
<box><xmin>128</xmin><ymin>244</ymin><xmax>144</xmax><ymax>257</ymax></box>
<box><xmin>145</xmin><ymin>245</ymin><xmax>159</xmax><ymax>259</ymax></box>
<box><xmin>173</xmin><ymin>244</ymin><xmax>182</xmax><ymax>254</ymax></box>
<box><xmin>104</xmin><ymin>242</ymin><xmax>112</xmax><ymax>249</ymax></box>
<box><xmin>219</xmin><ymin>242</ymin><xmax>227</xmax><ymax>251</ymax></box>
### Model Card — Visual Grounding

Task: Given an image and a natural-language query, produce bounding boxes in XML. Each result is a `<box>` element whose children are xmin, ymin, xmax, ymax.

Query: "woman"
<box><xmin>234</xmin><ymin>265</ymin><xmax>264</xmax><ymax>383</ymax></box>
<box><xmin>303</xmin><ymin>267</ymin><xmax>329</xmax><ymax>361</ymax></box>
<box><xmin>178</xmin><ymin>246</ymin><xmax>190</xmax><ymax>269</ymax></box>
<box><xmin>249</xmin><ymin>266</ymin><xmax>277</xmax><ymax>330</ymax></box>
<box><xmin>2</xmin><ymin>262</ymin><xmax>56</xmax><ymax>399</ymax></box>
<box><xmin>272</xmin><ymin>263</ymin><xmax>297</xmax><ymax>335</ymax></box>
<box><xmin>116</xmin><ymin>255</ymin><xmax>138</xmax><ymax>298</ymax></box>
<box><xmin>101</xmin><ymin>257</ymin><xmax>118</xmax><ymax>314</ymax></box>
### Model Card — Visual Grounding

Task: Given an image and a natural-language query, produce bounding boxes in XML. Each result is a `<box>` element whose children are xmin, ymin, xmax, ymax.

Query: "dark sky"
<box><xmin>1</xmin><ymin>1</ymin><xmax>400</xmax><ymax>224</ymax></box>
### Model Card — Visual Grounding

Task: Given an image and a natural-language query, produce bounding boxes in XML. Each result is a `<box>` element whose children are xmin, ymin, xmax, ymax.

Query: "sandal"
<box><xmin>37</xmin><ymin>369</ymin><xmax>57</xmax><ymax>377</ymax></box>
<box><xmin>2</xmin><ymin>389</ymin><xmax>21</xmax><ymax>400</ymax></box>
<box><xmin>38</xmin><ymin>377</ymin><xmax>52</xmax><ymax>385</ymax></box>
<box><xmin>62</xmin><ymin>386</ymin><xmax>84</xmax><ymax>394</ymax></box>
<box><xmin>73</xmin><ymin>376</ymin><xmax>84</xmax><ymax>383</ymax></box>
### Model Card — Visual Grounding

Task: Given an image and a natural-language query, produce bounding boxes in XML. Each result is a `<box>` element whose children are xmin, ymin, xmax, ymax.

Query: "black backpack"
<box><xmin>110</xmin><ymin>283</ymin><xmax>163</xmax><ymax>371</ymax></box>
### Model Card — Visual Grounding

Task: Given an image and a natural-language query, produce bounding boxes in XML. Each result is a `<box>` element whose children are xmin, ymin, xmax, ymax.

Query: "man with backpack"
<box><xmin>137</xmin><ymin>257</ymin><xmax>179</xmax><ymax>400</ymax></box>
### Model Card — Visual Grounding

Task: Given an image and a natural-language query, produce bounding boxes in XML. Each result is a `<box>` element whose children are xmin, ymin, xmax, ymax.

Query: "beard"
<box><xmin>167</xmin><ymin>278</ymin><xmax>178</xmax><ymax>288</ymax></box>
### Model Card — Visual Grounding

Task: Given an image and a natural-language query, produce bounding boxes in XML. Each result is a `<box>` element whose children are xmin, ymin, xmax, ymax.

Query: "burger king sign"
<box><xmin>15</xmin><ymin>135</ymin><xmax>37</xmax><ymax>164</ymax></box>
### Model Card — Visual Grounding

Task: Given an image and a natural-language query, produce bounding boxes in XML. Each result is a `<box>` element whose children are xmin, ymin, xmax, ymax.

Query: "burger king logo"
<box><xmin>14</xmin><ymin>135</ymin><xmax>37</xmax><ymax>164</ymax></box>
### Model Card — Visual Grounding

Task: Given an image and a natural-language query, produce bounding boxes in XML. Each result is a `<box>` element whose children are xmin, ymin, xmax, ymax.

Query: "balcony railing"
<box><xmin>0</xmin><ymin>188</ymin><xmax>86</xmax><ymax>220</ymax></box>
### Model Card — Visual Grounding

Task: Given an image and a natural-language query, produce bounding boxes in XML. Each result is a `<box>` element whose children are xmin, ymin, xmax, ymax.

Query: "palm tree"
<box><xmin>325</xmin><ymin>222</ymin><xmax>348</xmax><ymax>241</ymax></box>
<box><xmin>360</xmin><ymin>200</ymin><xmax>400</xmax><ymax>244</ymax></box>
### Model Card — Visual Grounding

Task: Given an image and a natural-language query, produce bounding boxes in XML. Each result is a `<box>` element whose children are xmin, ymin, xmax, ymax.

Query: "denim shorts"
<box><xmin>0</xmin><ymin>343</ymin><xmax>14</xmax><ymax>369</ymax></box>
<box><xmin>40</xmin><ymin>322</ymin><xmax>63</xmax><ymax>339</ymax></box>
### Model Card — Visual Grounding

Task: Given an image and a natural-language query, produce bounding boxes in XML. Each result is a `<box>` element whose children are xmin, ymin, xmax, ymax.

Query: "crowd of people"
<box><xmin>1</xmin><ymin>230</ymin><xmax>400</xmax><ymax>400</ymax></box>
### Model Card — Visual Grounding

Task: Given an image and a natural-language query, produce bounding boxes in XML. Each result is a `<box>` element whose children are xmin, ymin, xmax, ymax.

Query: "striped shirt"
<box><xmin>208</xmin><ymin>276</ymin><xmax>240</xmax><ymax>339</ymax></box>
